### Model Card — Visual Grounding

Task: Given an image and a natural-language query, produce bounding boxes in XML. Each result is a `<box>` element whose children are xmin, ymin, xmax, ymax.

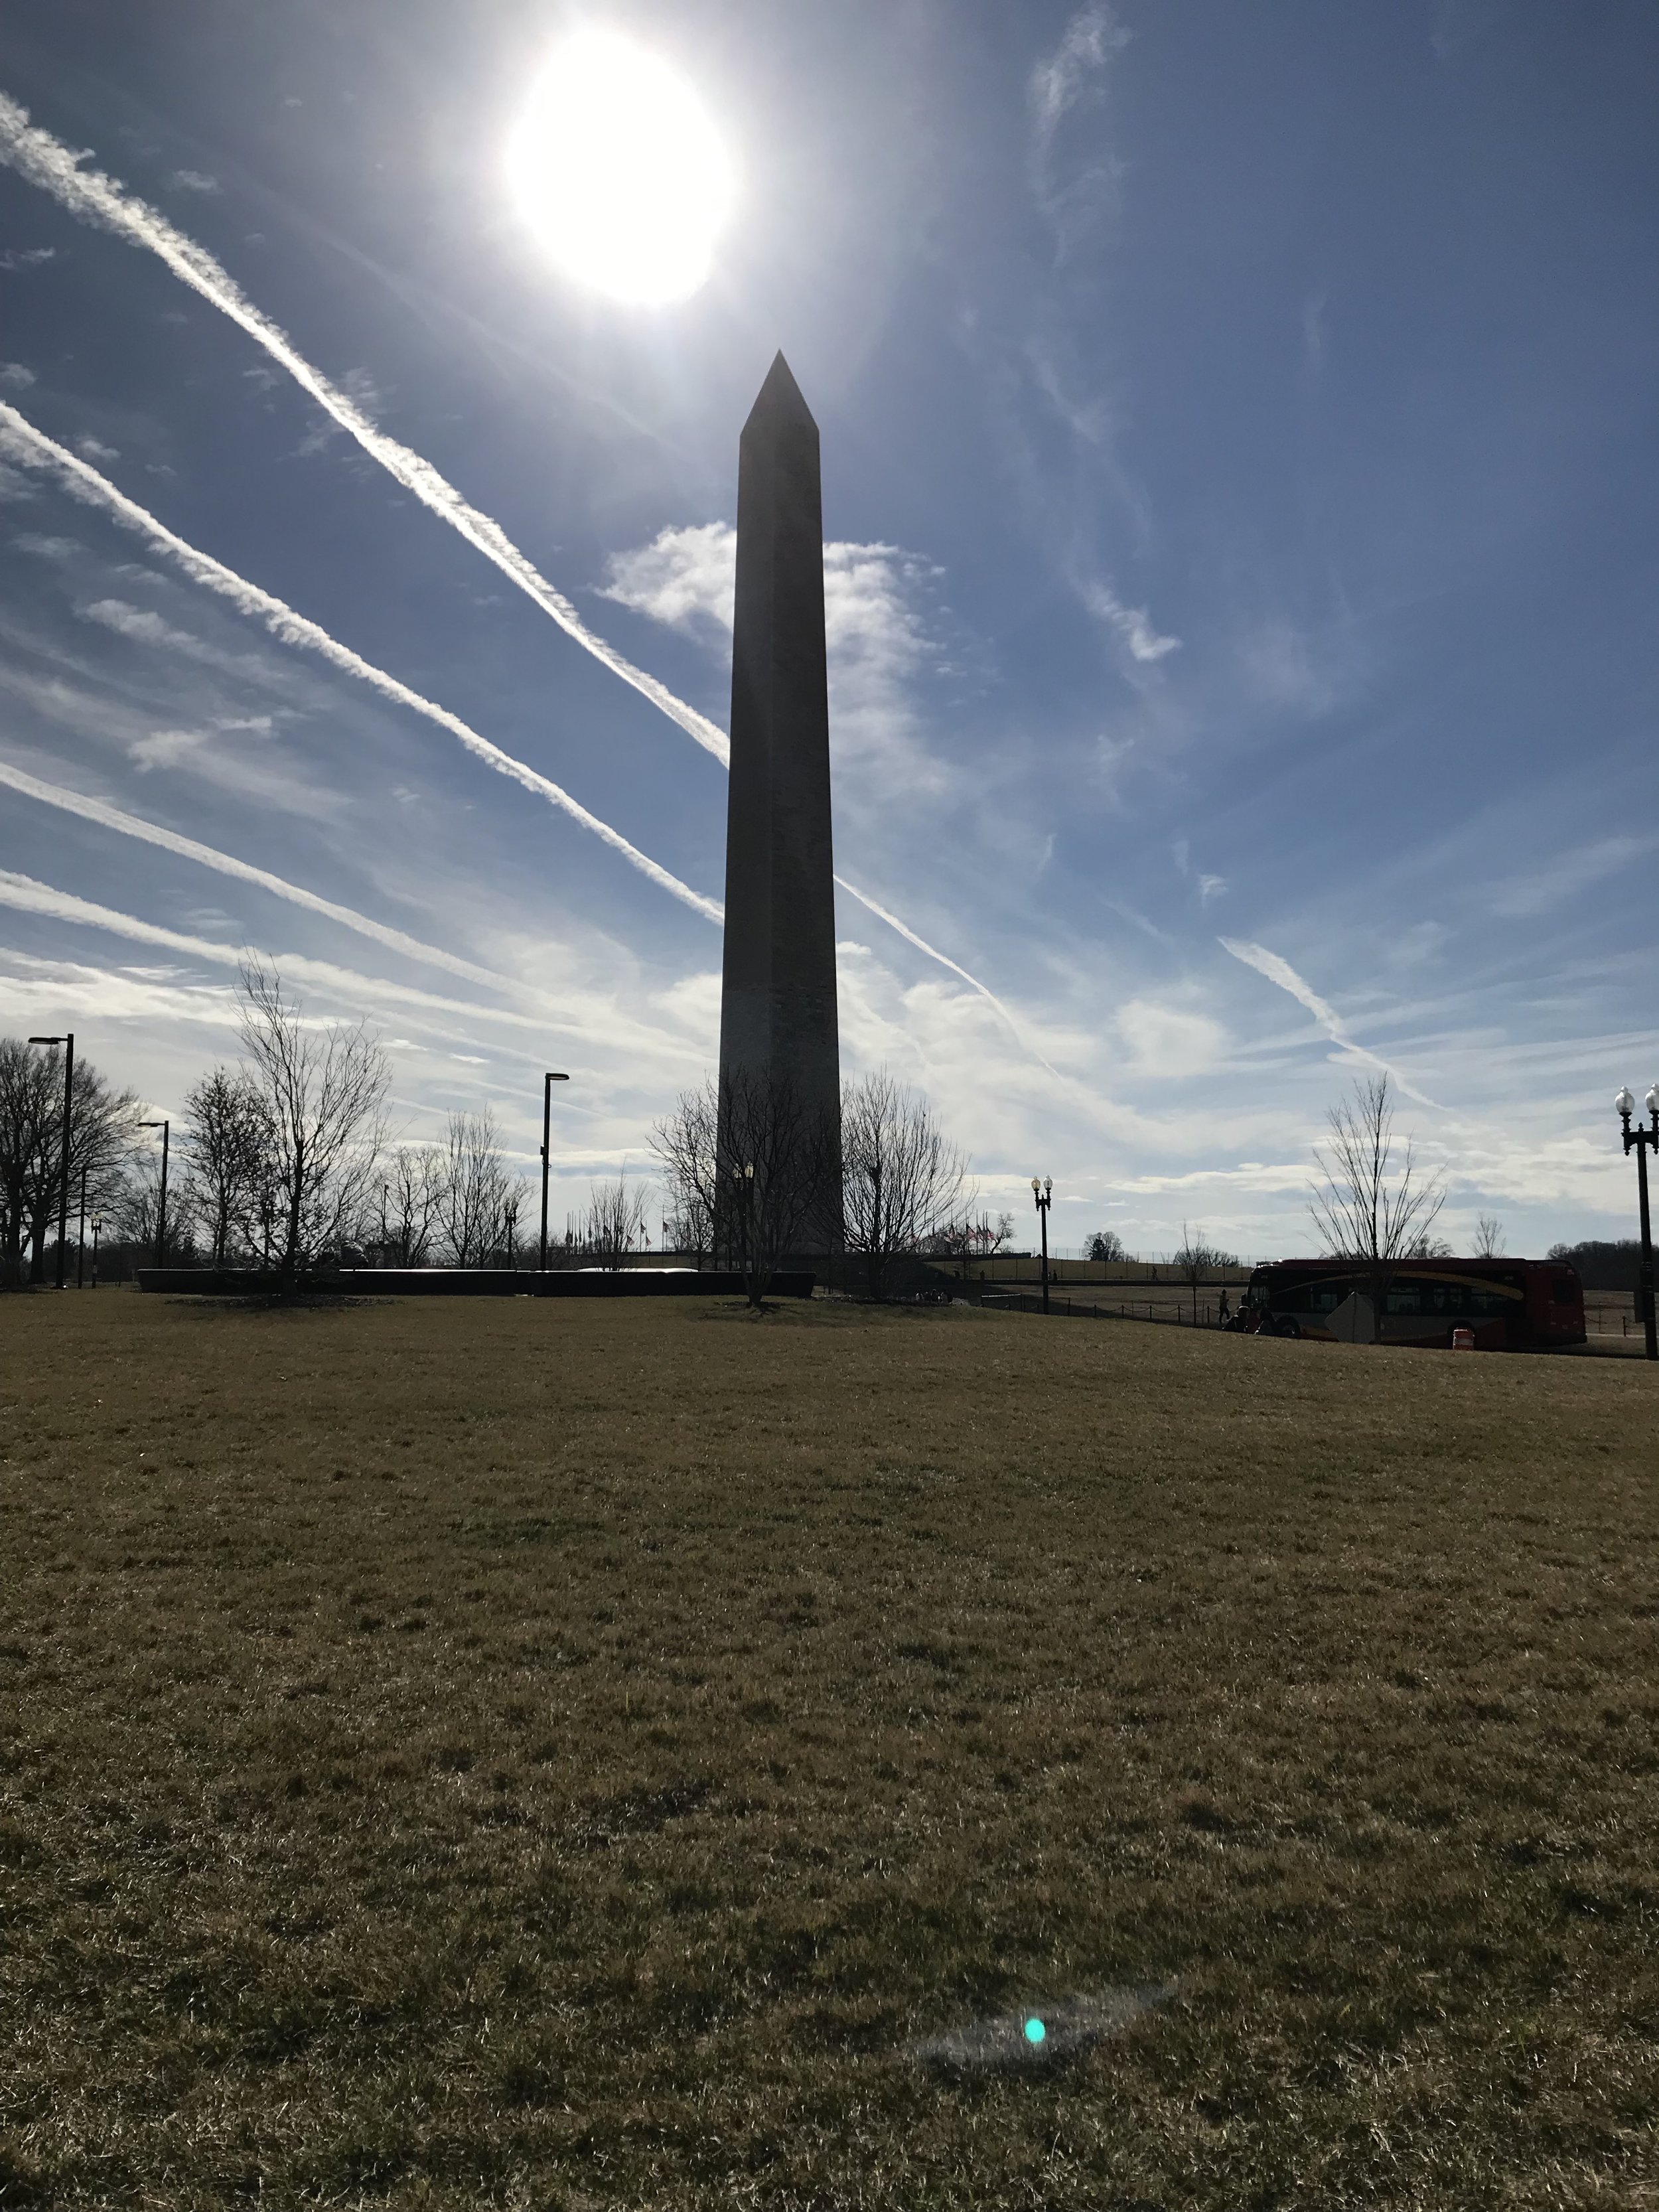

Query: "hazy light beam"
<box><xmin>0</xmin><ymin>403</ymin><xmax>723</xmax><ymax>925</ymax></box>
<box><xmin>0</xmin><ymin>90</ymin><xmax>732</xmax><ymax>766</ymax></box>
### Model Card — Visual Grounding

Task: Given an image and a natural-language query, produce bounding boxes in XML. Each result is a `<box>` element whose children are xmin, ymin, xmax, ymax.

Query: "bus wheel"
<box><xmin>1275</xmin><ymin>1316</ymin><xmax>1301</xmax><ymax>1339</ymax></box>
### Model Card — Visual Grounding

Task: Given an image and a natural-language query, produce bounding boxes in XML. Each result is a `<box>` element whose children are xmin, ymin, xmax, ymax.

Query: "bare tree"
<box><xmin>179</xmin><ymin>1067</ymin><xmax>271</xmax><ymax>1266</ymax></box>
<box><xmin>0</xmin><ymin>1037</ymin><xmax>137</xmax><ymax>1286</ymax></box>
<box><xmin>922</xmin><ymin>1210</ymin><xmax>1014</xmax><ymax>1262</ymax></box>
<box><xmin>378</xmin><ymin>1145</ymin><xmax>443</xmax><ymax>1266</ymax></box>
<box><xmin>1086</xmin><ymin>1228</ymin><xmax>1127</xmax><ymax>1263</ymax></box>
<box><xmin>1174</xmin><ymin>1221</ymin><xmax>1239</xmax><ymax>1315</ymax></box>
<box><xmin>719</xmin><ymin>1068</ymin><xmax>840</xmax><ymax>1308</ymax></box>
<box><xmin>1309</xmin><ymin>1072</ymin><xmax>1446</xmax><ymax>1337</ymax></box>
<box><xmin>112</xmin><ymin>1153</ymin><xmax>198</xmax><ymax>1266</ymax></box>
<box><xmin>841</xmin><ymin>1070</ymin><xmax>968</xmax><ymax>1300</ymax></box>
<box><xmin>656</xmin><ymin>1070</ymin><xmax>840</xmax><ymax>1303</ymax></box>
<box><xmin>584</xmin><ymin>1171</ymin><xmax>648</xmax><ymax>1269</ymax></box>
<box><xmin>0</xmin><ymin>1037</ymin><xmax>56</xmax><ymax>1288</ymax></box>
<box><xmin>652</xmin><ymin>1080</ymin><xmax>719</xmax><ymax>1266</ymax></box>
<box><xmin>236</xmin><ymin>959</ymin><xmax>388</xmax><ymax>1289</ymax></box>
<box><xmin>498</xmin><ymin>1178</ymin><xmax>528</xmax><ymax>1268</ymax></box>
<box><xmin>1474</xmin><ymin>1214</ymin><xmax>1505</xmax><ymax>1259</ymax></box>
<box><xmin>433</xmin><ymin>1108</ymin><xmax>513</xmax><ymax>1267</ymax></box>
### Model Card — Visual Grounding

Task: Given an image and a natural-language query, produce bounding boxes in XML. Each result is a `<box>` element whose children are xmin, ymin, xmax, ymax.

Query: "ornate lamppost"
<box><xmin>139</xmin><ymin>1118</ymin><xmax>169</xmax><ymax>1268</ymax></box>
<box><xmin>538</xmin><ymin>1070</ymin><xmax>570</xmax><ymax>1272</ymax></box>
<box><xmin>733</xmin><ymin>1161</ymin><xmax>755</xmax><ymax>1277</ymax></box>
<box><xmin>1031</xmin><ymin>1175</ymin><xmax>1052</xmax><ymax>1314</ymax></box>
<box><xmin>1615</xmin><ymin>1085</ymin><xmax>1658</xmax><ymax>1363</ymax></box>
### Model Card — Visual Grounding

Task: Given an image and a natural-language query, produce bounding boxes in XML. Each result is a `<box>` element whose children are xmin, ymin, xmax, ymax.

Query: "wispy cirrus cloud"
<box><xmin>0</xmin><ymin>757</ymin><xmax>517</xmax><ymax>990</ymax></box>
<box><xmin>1078</xmin><ymin>574</ymin><xmax>1179</xmax><ymax>663</ymax></box>
<box><xmin>78</xmin><ymin>594</ymin><xmax>269</xmax><ymax>678</ymax></box>
<box><xmin>0</xmin><ymin>94</ymin><xmax>1009</xmax><ymax>1019</ymax></box>
<box><xmin>0</xmin><ymin>400</ymin><xmax>723</xmax><ymax>922</ymax></box>
<box><xmin>1029</xmin><ymin>5</ymin><xmax>1129</xmax><ymax>163</ymax></box>
<box><xmin>0</xmin><ymin>869</ymin><xmax>603</xmax><ymax>1053</ymax></box>
<box><xmin>1488</xmin><ymin>835</ymin><xmax>1655</xmax><ymax>919</ymax></box>
<box><xmin>602</xmin><ymin>519</ymin><xmax>952</xmax><ymax>796</ymax></box>
<box><xmin>0</xmin><ymin>89</ymin><xmax>731</xmax><ymax>763</ymax></box>
<box><xmin>1218</xmin><ymin>935</ymin><xmax>1441</xmax><ymax>1108</ymax></box>
<box><xmin>1028</xmin><ymin>5</ymin><xmax>1130</xmax><ymax>256</ymax></box>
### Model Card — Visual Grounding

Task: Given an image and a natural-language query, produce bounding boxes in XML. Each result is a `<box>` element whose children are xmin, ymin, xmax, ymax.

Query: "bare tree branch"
<box><xmin>180</xmin><ymin>1067</ymin><xmax>269</xmax><ymax>1266</ymax></box>
<box><xmin>652</xmin><ymin>1080</ymin><xmax>719</xmax><ymax>1268</ymax></box>
<box><xmin>236</xmin><ymin>959</ymin><xmax>388</xmax><ymax>1288</ymax></box>
<box><xmin>841</xmin><ymin>1070</ymin><xmax>967</xmax><ymax>1300</ymax></box>
<box><xmin>584</xmin><ymin>1171</ymin><xmax>648</xmax><ymax>1269</ymax></box>
<box><xmin>1308</xmin><ymin>1072</ymin><xmax>1446</xmax><ymax>1334</ymax></box>
<box><xmin>0</xmin><ymin>1037</ymin><xmax>137</xmax><ymax>1285</ymax></box>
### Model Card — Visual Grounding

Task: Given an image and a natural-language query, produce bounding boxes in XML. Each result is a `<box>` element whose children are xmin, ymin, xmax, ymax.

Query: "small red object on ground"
<box><xmin>1451</xmin><ymin>1327</ymin><xmax>1476</xmax><ymax>1351</ymax></box>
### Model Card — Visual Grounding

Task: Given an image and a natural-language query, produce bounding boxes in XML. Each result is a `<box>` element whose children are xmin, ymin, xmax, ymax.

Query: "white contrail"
<box><xmin>0</xmin><ymin>98</ymin><xmax>1037</xmax><ymax>1029</ymax></box>
<box><xmin>0</xmin><ymin>99</ymin><xmax>1039</xmax><ymax>1041</ymax></box>
<box><xmin>834</xmin><ymin>872</ymin><xmax>1059</xmax><ymax>1076</ymax></box>
<box><xmin>0</xmin><ymin>866</ymin><xmax>572</xmax><ymax>1035</ymax></box>
<box><xmin>0</xmin><ymin>759</ymin><xmax>516</xmax><ymax>990</ymax></box>
<box><xmin>0</xmin><ymin>874</ymin><xmax>714</xmax><ymax>1072</ymax></box>
<box><xmin>0</xmin><ymin>403</ymin><xmax>723</xmax><ymax>926</ymax></box>
<box><xmin>1218</xmin><ymin>936</ymin><xmax>1440</xmax><ymax>1108</ymax></box>
<box><xmin>0</xmin><ymin>89</ymin><xmax>731</xmax><ymax>767</ymax></box>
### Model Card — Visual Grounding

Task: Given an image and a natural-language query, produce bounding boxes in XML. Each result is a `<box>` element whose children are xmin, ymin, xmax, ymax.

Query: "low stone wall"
<box><xmin>135</xmin><ymin>1268</ymin><xmax>815</xmax><ymax>1299</ymax></box>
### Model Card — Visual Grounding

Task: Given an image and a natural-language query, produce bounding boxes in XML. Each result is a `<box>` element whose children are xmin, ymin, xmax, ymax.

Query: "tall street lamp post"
<box><xmin>27</xmin><ymin>1032</ymin><xmax>74</xmax><ymax>1289</ymax></box>
<box><xmin>139</xmin><ymin>1119</ymin><xmax>170</xmax><ymax>1269</ymax></box>
<box><xmin>1031</xmin><ymin>1175</ymin><xmax>1052</xmax><ymax>1315</ymax></box>
<box><xmin>1615</xmin><ymin>1086</ymin><xmax>1659</xmax><ymax>1363</ymax></box>
<box><xmin>76</xmin><ymin>1163</ymin><xmax>88</xmax><ymax>1289</ymax></box>
<box><xmin>735</xmin><ymin>1162</ymin><xmax>755</xmax><ymax>1278</ymax></box>
<box><xmin>90</xmin><ymin>1212</ymin><xmax>102</xmax><ymax>1289</ymax></box>
<box><xmin>539</xmin><ymin>1071</ymin><xmax>570</xmax><ymax>1272</ymax></box>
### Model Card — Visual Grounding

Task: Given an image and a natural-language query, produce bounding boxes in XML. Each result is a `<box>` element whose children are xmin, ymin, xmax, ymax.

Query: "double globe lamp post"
<box><xmin>1615</xmin><ymin>1085</ymin><xmax>1659</xmax><ymax>1363</ymax></box>
<box><xmin>1031</xmin><ymin>1174</ymin><xmax>1052</xmax><ymax>1314</ymax></box>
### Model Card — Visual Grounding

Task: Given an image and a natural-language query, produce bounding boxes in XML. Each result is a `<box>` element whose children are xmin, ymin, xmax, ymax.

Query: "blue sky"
<box><xmin>1</xmin><ymin>0</ymin><xmax>1654</xmax><ymax>1257</ymax></box>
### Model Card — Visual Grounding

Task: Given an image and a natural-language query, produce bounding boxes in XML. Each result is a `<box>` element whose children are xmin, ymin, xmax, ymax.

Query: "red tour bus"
<box><xmin>1241</xmin><ymin>1257</ymin><xmax>1585</xmax><ymax>1351</ymax></box>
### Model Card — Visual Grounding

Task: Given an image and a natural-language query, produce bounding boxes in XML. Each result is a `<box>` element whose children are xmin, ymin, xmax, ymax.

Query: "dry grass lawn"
<box><xmin>2</xmin><ymin>1291</ymin><xmax>1657</xmax><ymax>2210</ymax></box>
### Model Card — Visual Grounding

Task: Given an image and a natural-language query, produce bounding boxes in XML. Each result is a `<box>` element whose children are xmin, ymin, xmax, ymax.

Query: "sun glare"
<box><xmin>506</xmin><ymin>30</ymin><xmax>737</xmax><ymax>306</ymax></box>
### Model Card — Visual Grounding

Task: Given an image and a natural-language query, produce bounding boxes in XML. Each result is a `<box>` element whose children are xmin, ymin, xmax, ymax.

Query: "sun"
<box><xmin>506</xmin><ymin>30</ymin><xmax>737</xmax><ymax>307</ymax></box>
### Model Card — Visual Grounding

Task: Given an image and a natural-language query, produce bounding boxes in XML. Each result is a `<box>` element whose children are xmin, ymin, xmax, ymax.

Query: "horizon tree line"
<box><xmin>6</xmin><ymin>970</ymin><xmax>1553</xmax><ymax>1299</ymax></box>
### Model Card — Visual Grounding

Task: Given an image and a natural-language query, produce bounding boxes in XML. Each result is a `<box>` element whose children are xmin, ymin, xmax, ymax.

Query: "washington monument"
<box><xmin>717</xmin><ymin>353</ymin><xmax>841</xmax><ymax>1242</ymax></box>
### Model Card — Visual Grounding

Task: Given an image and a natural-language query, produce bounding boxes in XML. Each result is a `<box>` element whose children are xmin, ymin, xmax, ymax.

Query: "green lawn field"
<box><xmin>2</xmin><ymin>1292</ymin><xmax>1656</xmax><ymax>2209</ymax></box>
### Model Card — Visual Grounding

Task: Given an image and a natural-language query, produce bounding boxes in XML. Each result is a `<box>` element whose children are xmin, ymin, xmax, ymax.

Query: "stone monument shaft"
<box><xmin>718</xmin><ymin>353</ymin><xmax>841</xmax><ymax>1135</ymax></box>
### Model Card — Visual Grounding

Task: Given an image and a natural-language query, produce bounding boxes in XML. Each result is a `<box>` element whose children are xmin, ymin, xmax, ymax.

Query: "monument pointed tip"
<box><xmin>746</xmin><ymin>350</ymin><xmax>816</xmax><ymax>433</ymax></box>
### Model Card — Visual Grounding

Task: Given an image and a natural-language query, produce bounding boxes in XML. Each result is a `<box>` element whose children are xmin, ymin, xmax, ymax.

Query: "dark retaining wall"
<box><xmin>136</xmin><ymin>1268</ymin><xmax>815</xmax><ymax>1299</ymax></box>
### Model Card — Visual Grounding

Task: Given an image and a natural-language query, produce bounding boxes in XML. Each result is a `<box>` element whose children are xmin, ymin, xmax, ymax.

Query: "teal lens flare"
<box><xmin>1024</xmin><ymin>2016</ymin><xmax>1046</xmax><ymax>2045</ymax></box>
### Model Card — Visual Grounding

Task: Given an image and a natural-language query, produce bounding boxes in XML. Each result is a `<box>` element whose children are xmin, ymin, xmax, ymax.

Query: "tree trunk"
<box><xmin>283</xmin><ymin>1137</ymin><xmax>304</xmax><ymax>1291</ymax></box>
